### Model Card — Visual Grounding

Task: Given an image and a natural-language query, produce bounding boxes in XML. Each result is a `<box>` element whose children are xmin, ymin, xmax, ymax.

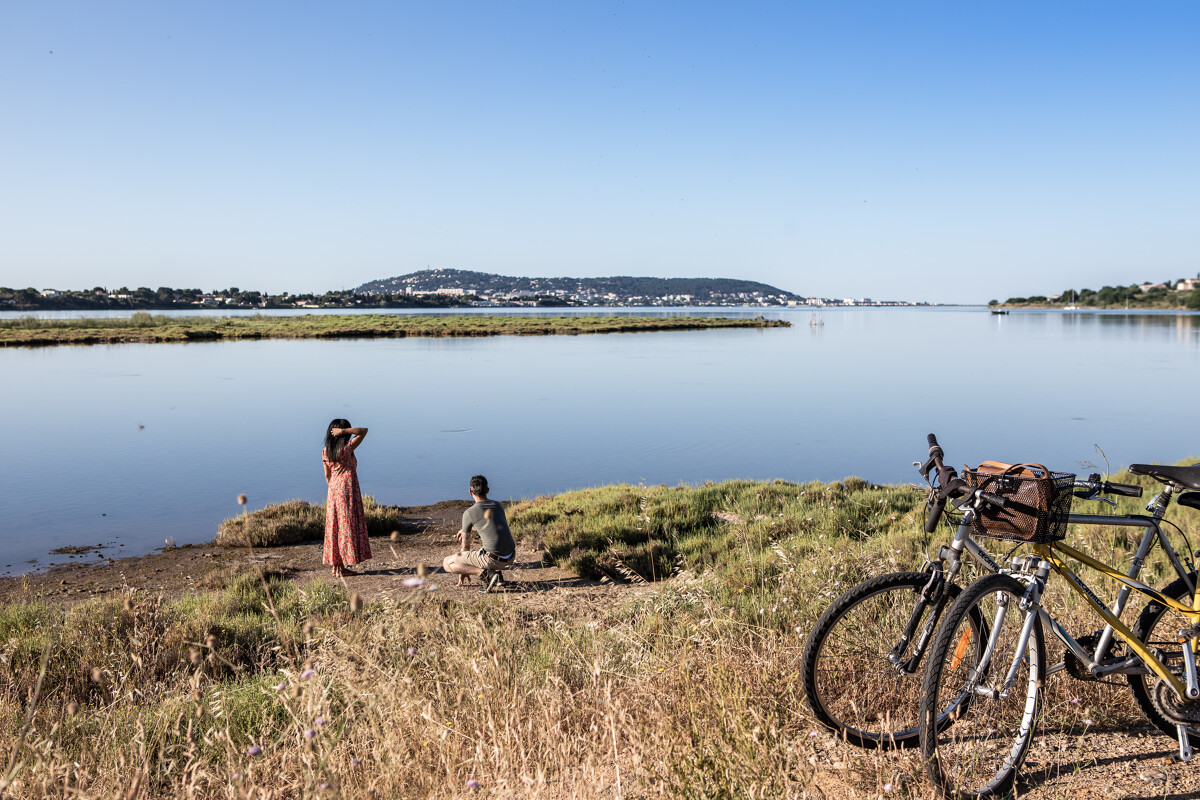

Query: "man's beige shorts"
<box><xmin>449</xmin><ymin>548</ymin><xmax>507</xmax><ymax>571</ymax></box>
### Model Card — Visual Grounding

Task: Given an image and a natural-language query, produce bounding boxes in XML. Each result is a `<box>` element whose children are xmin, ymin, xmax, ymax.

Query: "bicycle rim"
<box><xmin>920</xmin><ymin>573</ymin><xmax>1043</xmax><ymax>799</ymax></box>
<box><xmin>802</xmin><ymin>571</ymin><xmax>974</xmax><ymax>749</ymax></box>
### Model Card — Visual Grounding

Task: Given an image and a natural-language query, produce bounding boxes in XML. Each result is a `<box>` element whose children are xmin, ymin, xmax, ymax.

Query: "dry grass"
<box><xmin>2</xmin><ymin>467</ymin><xmax>1197</xmax><ymax>798</ymax></box>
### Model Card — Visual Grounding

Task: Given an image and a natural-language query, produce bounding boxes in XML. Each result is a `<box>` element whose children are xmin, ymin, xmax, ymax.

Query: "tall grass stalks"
<box><xmin>2</xmin><ymin>466</ymin><xmax>1196</xmax><ymax>797</ymax></box>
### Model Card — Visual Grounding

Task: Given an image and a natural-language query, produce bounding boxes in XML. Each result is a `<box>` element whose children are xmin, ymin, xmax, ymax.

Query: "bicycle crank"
<box><xmin>1151</xmin><ymin>678</ymin><xmax>1200</xmax><ymax>726</ymax></box>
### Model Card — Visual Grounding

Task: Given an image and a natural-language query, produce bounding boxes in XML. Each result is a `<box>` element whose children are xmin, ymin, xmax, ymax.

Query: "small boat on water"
<box><xmin>991</xmin><ymin>309</ymin><xmax>1009</xmax><ymax>315</ymax></box>
<box><xmin>1063</xmin><ymin>305</ymin><xmax>1079</xmax><ymax>311</ymax></box>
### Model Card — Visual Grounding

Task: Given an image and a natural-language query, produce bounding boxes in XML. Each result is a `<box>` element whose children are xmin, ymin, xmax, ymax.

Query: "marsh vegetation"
<box><xmin>0</xmin><ymin>313</ymin><xmax>789</xmax><ymax>347</ymax></box>
<box><xmin>2</xmin><ymin>468</ymin><xmax>1197</xmax><ymax>797</ymax></box>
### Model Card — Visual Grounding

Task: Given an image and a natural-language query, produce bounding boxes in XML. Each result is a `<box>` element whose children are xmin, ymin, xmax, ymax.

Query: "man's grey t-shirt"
<box><xmin>461</xmin><ymin>500</ymin><xmax>515</xmax><ymax>558</ymax></box>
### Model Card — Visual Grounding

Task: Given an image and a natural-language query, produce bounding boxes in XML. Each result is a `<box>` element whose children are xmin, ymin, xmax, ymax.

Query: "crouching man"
<box><xmin>442</xmin><ymin>475</ymin><xmax>515</xmax><ymax>592</ymax></box>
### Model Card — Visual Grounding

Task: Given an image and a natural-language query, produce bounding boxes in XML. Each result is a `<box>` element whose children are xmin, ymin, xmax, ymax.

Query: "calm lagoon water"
<box><xmin>3</xmin><ymin>306</ymin><xmax>1198</xmax><ymax>574</ymax></box>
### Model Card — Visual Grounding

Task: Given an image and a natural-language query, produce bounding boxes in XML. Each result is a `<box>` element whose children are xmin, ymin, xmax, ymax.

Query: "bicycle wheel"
<box><xmin>920</xmin><ymin>573</ymin><xmax>1044</xmax><ymax>799</ymax></box>
<box><xmin>1128</xmin><ymin>571</ymin><xmax>1200</xmax><ymax>748</ymax></box>
<box><xmin>801</xmin><ymin>571</ymin><xmax>979</xmax><ymax>748</ymax></box>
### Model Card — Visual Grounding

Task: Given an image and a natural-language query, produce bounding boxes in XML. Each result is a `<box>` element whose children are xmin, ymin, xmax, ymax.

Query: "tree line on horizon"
<box><xmin>992</xmin><ymin>275</ymin><xmax>1200</xmax><ymax>310</ymax></box>
<box><xmin>0</xmin><ymin>285</ymin><xmax>480</xmax><ymax>311</ymax></box>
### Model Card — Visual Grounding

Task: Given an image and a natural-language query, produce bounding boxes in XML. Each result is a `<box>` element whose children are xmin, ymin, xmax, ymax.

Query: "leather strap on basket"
<box><xmin>974</xmin><ymin>462</ymin><xmax>1050</xmax><ymax>481</ymax></box>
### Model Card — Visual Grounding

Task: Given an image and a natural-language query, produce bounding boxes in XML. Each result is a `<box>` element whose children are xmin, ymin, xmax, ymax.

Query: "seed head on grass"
<box><xmin>350</xmin><ymin>593</ymin><xmax>363</xmax><ymax>613</ymax></box>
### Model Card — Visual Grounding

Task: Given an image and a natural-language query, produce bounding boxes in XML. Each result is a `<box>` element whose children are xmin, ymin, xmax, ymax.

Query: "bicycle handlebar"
<box><xmin>1073</xmin><ymin>474</ymin><xmax>1144</xmax><ymax>499</ymax></box>
<box><xmin>920</xmin><ymin>438</ymin><xmax>1147</xmax><ymax>533</ymax></box>
<box><xmin>922</xmin><ymin>434</ymin><xmax>1010</xmax><ymax>532</ymax></box>
<box><xmin>924</xmin><ymin>433</ymin><xmax>957</xmax><ymax>533</ymax></box>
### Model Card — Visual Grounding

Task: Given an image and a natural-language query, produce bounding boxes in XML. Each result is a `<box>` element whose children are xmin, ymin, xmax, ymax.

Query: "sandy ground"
<box><xmin>3</xmin><ymin>503</ymin><xmax>1200</xmax><ymax>798</ymax></box>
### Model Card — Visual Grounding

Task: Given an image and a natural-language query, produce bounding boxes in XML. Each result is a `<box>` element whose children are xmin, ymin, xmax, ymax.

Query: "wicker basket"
<box><xmin>964</xmin><ymin>462</ymin><xmax>1075</xmax><ymax>543</ymax></box>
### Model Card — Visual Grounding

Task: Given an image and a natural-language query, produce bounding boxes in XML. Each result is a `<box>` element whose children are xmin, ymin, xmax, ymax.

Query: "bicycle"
<box><xmin>918</xmin><ymin>459</ymin><xmax>1200</xmax><ymax>798</ymax></box>
<box><xmin>801</xmin><ymin>434</ymin><xmax>1150</xmax><ymax>749</ymax></box>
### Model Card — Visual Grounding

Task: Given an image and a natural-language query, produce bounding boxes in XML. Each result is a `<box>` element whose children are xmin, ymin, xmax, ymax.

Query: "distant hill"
<box><xmin>355</xmin><ymin>269</ymin><xmax>799</xmax><ymax>302</ymax></box>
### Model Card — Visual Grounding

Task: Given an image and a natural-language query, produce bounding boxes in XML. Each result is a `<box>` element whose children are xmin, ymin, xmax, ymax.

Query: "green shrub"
<box><xmin>216</xmin><ymin>497</ymin><xmax>406</xmax><ymax>547</ymax></box>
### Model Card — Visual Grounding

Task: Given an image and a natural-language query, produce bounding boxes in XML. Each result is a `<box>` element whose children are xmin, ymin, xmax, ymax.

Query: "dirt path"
<box><xmin>0</xmin><ymin>501</ymin><xmax>617</xmax><ymax>611</ymax></box>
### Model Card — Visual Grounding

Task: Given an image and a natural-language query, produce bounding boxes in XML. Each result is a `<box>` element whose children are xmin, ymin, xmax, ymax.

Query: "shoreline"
<box><xmin>0</xmin><ymin>500</ymin><xmax>598</xmax><ymax>609</ymax></box>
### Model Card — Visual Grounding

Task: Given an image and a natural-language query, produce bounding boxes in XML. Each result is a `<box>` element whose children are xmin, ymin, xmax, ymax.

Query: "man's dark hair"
<box><xmin>469</xmin><ymin>475</ymin><xmax>489</xmax><ymax>498</ymax></box>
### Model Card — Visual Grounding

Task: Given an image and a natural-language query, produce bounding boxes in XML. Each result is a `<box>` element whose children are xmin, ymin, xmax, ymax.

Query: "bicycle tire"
<box><xmin>801</xmin><ymin>571</ymin><xmax>979</xmax><ymax>749</ymax></box>
<box><xmin>920</xmin><ymin>573</ymin><xmax>1044</xmax><ymax>799</ymax></box>
<box><xmin>1128</xmin><ymin>571</ymin><xmax>1200</xmax><ymax>748</ymax></box>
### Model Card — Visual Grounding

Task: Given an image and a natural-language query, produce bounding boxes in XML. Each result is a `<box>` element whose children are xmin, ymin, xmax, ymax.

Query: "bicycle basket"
<box><xmin>964</xmin><ymin>461</ymin><xmax>1075</xmax><ymax>543</ymax></box>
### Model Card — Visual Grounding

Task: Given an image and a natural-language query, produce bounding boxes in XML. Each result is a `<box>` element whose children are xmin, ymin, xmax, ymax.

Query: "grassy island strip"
<box><xmin>3</xmin><ymin>468</ymin><xmax>1194</xmax><ymax>797</ymax></box>
<box><xmin>0</xmin><ymin>312</ymin><xmax>789</xmax><ymax>347</ymax></box>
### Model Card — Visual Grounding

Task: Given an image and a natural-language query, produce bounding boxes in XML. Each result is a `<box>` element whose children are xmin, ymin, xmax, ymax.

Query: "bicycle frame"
<box><xmin>956</xmin><ymin>499</ymin><xmax>1200</xmax><ymax>762</ymax></box>
<box><xmin>1034</xmin><ymin>538</ymin><xmax>1200</xmax><ymax>700</ymax></box>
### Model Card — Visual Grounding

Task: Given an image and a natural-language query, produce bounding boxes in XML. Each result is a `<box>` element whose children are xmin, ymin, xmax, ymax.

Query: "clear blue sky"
<box><xmin>2</xmin><ymin>2</ymin><xmax>1196</xmax><ymax>303</ymax></box>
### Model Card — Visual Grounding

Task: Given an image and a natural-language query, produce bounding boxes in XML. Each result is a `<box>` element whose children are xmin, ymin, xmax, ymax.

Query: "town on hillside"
<box><xmin>3</xmin><ymin>269</ymin><xmax>921</xmax><ymax>311</ymax></box>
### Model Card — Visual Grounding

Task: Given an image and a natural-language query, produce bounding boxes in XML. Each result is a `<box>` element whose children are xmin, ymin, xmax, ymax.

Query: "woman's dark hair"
<box><xmin>324</xmin><ymin>419</ymin><xmax>352</xmax><ymax>462</ymax></box>
<box><xmin>469</xmin><ymin>475</ymin><xmax>489</xmax><ymax>498</ymax></box>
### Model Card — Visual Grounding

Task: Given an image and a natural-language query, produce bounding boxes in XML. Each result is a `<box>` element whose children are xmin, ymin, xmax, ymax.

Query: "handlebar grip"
<box><xmin>980</xmin><ymin>492</ymin><xmax>1007</xmax><ymax>509</ymax></box>
<box><xmin>927</xmin><ymin>433</ymin><xmax>944</xmax><ymax>460</ymax></box>
<box><xmin>924</xmin><ymin>497</ymin><xmax>946</xmax><ymax>533</ymax></box>
<box><xmin>1105</xmin><ymin>481</ymin><xmax>1143</xmax><ymax>498</ymax></box>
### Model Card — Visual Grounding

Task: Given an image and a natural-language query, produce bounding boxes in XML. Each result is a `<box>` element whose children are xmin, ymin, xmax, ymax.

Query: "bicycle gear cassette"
<box><xmin>1064</xmin><ymin>632</ymin><xmax>1125</xmax><ymax>681</ymax></box>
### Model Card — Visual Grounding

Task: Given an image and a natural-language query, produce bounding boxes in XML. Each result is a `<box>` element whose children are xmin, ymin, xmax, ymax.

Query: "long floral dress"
<box><xmin>323</xmin><ymin>447</ymin><xmax>371</xmax><ymax>569</ymax></box>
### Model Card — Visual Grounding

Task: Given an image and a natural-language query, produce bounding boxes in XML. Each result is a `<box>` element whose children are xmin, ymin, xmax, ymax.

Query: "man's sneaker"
<box><xmin>481</xmin><ymin>570</ymin><xmax>504</xmax><ymax>594</ymax></box>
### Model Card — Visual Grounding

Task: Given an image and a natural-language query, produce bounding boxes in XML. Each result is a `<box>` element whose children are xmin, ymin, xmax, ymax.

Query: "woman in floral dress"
<box><xmin>322</xmin><ymin>419</ymin><xmax>371</xmax><ymax>577</ymax></box>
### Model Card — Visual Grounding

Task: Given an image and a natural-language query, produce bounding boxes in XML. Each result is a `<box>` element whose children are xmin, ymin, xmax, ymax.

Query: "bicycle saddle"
<box><xmin>1129</xmin><ymin>463</ymin><xmax>1200</xmax><ymax>491</ymax></box>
